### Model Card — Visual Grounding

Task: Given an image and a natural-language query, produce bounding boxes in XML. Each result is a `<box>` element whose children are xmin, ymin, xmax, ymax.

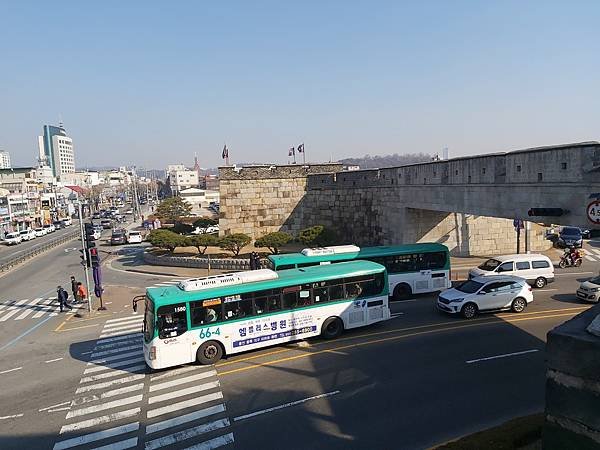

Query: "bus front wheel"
<box><xmin>197</xmin><ymin>341</ymin><xmax>223</xmax><ymax>365</ymax></box>
<box><xmin>321</xmin><ymin>317</ymin><xmax>344</xmax><ymax>339</ymax></box>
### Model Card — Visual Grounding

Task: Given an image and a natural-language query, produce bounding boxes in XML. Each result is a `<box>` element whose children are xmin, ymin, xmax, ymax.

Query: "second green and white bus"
<box><xmin>134</xmin><ymin>260</ymin><xmax>390</xmax><ymax>369</ymax></box>
<box><xmin>267</xmin><ymin>243</ymin><xmax>451</xmax><ymax>300</ymax></box>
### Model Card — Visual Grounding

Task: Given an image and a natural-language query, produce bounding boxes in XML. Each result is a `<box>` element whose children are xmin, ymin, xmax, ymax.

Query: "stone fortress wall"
<box><xmin>219</xmin><ymin>142</ymin><xmax>600</xmax><ymax>256</ymax></box>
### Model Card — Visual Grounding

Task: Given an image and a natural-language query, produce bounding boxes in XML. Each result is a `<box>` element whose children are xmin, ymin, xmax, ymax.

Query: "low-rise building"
<box><xmin>169</xmin><ymin>168</ymin><xmax>199</xmax><ymax>195</ymax></box>
<box><xmin>180</xmin><ymin>188</ymin><xmax>219</xmax><ymax>215</ymax></box>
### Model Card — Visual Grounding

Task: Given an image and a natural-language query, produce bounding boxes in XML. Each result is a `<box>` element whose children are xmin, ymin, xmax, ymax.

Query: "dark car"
<box><xmin>110</xmin><ymin>230</ymin><xmax>127</xmax><ymax>246</ymax></box>
<box><xmin>101</xmin><ymin>219</ymin><xmax>113</xmax><ymax>229</ymax></box>
<box><xmin>52</xmin><ymin>220</ymin><xmax>63</xmax><ymax>229</ymax></box>
<box><xmin>579</xmin><ymin>227</ymin><xmax>591</xmax><ymax>239</ymax></box>
<box><xmin>556</xmin><ymin>226</ymin><xmax>583</xmax><ymax>248</ymax></box>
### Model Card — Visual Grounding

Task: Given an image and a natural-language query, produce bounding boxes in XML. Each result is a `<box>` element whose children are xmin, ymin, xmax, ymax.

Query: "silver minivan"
<box><xmin>469</xmin><ymin>253</ymin><xmax>554</xmax><ymax>288</ymax></box>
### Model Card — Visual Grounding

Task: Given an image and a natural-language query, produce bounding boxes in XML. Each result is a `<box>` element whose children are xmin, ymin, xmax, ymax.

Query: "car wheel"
<box><xmin>321</xmin><ymin>317</ymin><xmax>343</xmax><ymax>339</ymax></box>
<box><xmin>196</xmin><ymin>341</ymin><xmax>223</xmax><ymax>365</ymax></box>
<box><xmin>511</xmin><ymin>297</ymin><xmax>527</xmax><ymax>313</ymax></box>
<box><xmin>392</xmin><ymin>283</ymin><xmax>412</xmax><ymax>301</ymax></box>
<box><xmin>461</xmin><ymin>303</ymin><xmax>478</xmax><ymax>319</ymax></box>
<box><xmin>534</xmin><ymin>277</ymin><xmax>547</xmax><ymax>288</ymax></box>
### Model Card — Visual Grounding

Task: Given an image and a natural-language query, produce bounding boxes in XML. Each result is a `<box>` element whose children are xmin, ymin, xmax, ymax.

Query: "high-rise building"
<box><xmin>0</xmin><ymin>151</ymin><xmax>11</xmax><ymax>169</ymax></box>
<box><xmin>38</xmin><ymin>124</ymin><xmax>75</xmax><ymax>179</ymax></box>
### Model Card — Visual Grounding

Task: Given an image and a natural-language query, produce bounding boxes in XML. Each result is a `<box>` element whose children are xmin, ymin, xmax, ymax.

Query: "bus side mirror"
<box><xmin>133</xmin><ymin>302</ymin><xmax>137</xmax><ymax>313</ymax></box>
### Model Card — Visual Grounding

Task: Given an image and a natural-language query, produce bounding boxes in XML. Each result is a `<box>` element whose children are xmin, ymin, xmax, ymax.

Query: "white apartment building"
<box><xmin>169</xmin><ymin>168</ymin><xmax>199</xmax><ymax>194</ymax></box>
<box><xmin>0</xmin><ymin>151</ymin><xmax>11</xmax><ymax>169</ymax></box>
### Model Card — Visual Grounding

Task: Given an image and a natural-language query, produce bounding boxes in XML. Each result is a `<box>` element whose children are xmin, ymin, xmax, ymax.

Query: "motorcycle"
<box><xmin>558</xmin><ymin>248</ymin><xmax>583</xmax><ymax>268</ymax></box>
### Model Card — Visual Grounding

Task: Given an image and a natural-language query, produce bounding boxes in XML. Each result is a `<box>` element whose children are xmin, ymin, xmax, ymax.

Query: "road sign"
<box><xmin>587</xmin><ymin>200</ymin><xmax>600</xmax><ymax>224</ymax></box>
<box><xmin>513</xmin><ymin>219</ymin><xmax>524</xmax><ymax>230</ymax></box>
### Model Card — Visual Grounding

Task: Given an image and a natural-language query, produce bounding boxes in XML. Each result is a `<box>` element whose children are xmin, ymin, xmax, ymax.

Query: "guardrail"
<box><xmin>143</xmin><ymin>250</ymin><xmax>265</xmax><ymax>272</ymax></box>
<box><xmin>0</xmin><ymin>230</ymin><xmax>80</xmax><ymax>273</ymax></box>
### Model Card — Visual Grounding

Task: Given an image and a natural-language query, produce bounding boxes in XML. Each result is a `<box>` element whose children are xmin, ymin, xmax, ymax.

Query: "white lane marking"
<box><xmin>60</xmin><ymin>408</ymin><xmax>141</xmax><ymax>434</ymax></box>
<box><xmin>90</xmin><ymin>344</ymin><xmax>142</xmax><ymax>359</ymax></box>
<box><xmin>0</xmin><ymin>366</ymin><xmax>22</xmax><ymax>374</ymax></box>
<box><xmin>75</xmin><ymin>374</ymin><xmax>146</xmax><ymax>394</ymax></box>
<box><xmin>0</xmin><ymin>300</ymin><xmax>15</xmax><ymax>312</ymax></box>
<box><xmin>145</xmin><ymin>418</ymin><xmax>230</xmax><ymax>450</ymax></box>
<box><xmin>0</xmin><ymin>299</ymin><xmax>30</xmax><ymax>321</ymax></box>
<box><xmin>66</xmin><ymin>394</ymin><xmax>143</xmax><ymax>419</ymax></box>
<box><xmin>96</xmin><ymin>333</ymin><xmax>143</xmax><ymax>346</ymax></box>
<box><xmin>466</xmin><ymin>349</ymin><xmax>540</xmax><ymax>364</ymax></box>
<box><xmin>147</xmin><ymin>392</ymin><xmax>224</xmax><ymax>419</ymax></box>
<box><xmin>14</xmin><ymin>298</ymin><xmax>44</xmax><ymax>320</ymax></box>
<box><xmin>105</xmin><ymin>315</ymin><xmax>141</xmax><ymax>324</ymax></box>
<box><xmin>100</xmin><ymin>323</ymin><xmax>143</xmax><ymax>334</ymax></box>
<box><xmin>233</xmin><ymin>390</ymin><xmax>340</xmax><ymax>422</ymax></box>
<box><xmin>0</xmin><ymin>413</ymin><xmax>24</xmax><ymax>420</ymax></box>
<box><xmin>555</xmin><ymin>272</ymin><xmax>595</xmax><ymax>277</ymax></box>
<box><xmin>536</xmin><ymin>289</ymin><xmax>558</xmax><ymax>292</ymax></box>
<box><xmin>32</xmin><ymin>298</ymin><xmax>57</xmax><ymax>318</ymax></box>
<box><xmin>180</xmin><ymin>433</ymin><xmax>235</xmax><ymax>450</ymax></box>
<box><xmin>84</xmin><ymin>357</ymin><xmax>145</xmax><ymax>374</ymax></box>
<box><xmin>92</xmin><ymin>437</ymin><xmax>138</xmax><ymax>450</ymax></box>
<box><xmin>79</xmin><ymin>365</ymin><xmax>146</xmax><ymax>383</ymax></box>
<box><xmin>589</xmin><ymin>248</ymin><xmax>600</xmax><ymax>256</ymax></box>
<box><xmin>102</xmin><ymin>319</ymin><xmax>144</xmax><ymax>330</ymax></box>
<box><xmin>53</xmin><ymin>422</ymin><xmax>139</xmax><ymax>450</ymax></box>
<box><xmin>45</xmin><ymin>357</ymin><xmax>64</xmax><ymax>363</ymax></box>
<box><xmin>47</xmin><ymin>407</ymin><xmax>71</xmax><ymax>413</ymax></box>
<box><xmin>149</xmin><ymin>370</ymin><xmax>217</xmax><ymax>392</ymax></box>
<box><xmin>99</xmin><ymin>330</ymin><xmax>142</xmax><ymax>339</ymax></box>
<box><xmin>585</xmin><ymin>255</ymin><xmax>596</xmax><ymax>261</ymax></box>
<box><xmin>90</xmin><ymin>338</ymin><xmax>142</xmax><ymax>352</ymax></box>
<box><xmin>87</xmin><ymin>350</ymin><xmax>144</xmax><ymax>366</ymax></box>
<box><xmin>150</xmin><ymin>365</ymin><xmax>206</xmax><ymax>381</ymax></box>
<box><xmin>101</xmin><ymin>383</ymin><xmax>145</xmax><ymax>399</ymax></box>
<box><xmin>146</xmin><ymin>404</ymin><xmax>226</xmax><ymax>435</ymax></box>
<box><xmin>148</xmin><ymin>380</ymin><xmax>220</xmax><ymax>404</ymax></box>
<box><xmin>39</xmin><ymin>401</ymin><xmax>71</xmax><ymax>412</ymax></box>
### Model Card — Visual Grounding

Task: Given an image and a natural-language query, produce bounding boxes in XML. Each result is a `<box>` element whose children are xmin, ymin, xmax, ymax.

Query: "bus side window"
<box><xmin>157</xmin><ymin>304</ymin><xmax>188</xmax><ymax>339</ymax></box>
<box><xmin>267</xmin><ymin>294</ymin><xmax>282</xmax><ymax>312</ymax></box>
<box><xmin>191</xmin><ymin>301</ymin><xmax>222</xmax><ymax>327</ymax></box>
<box><xmin>313</xmin><ymin>281</ymin><xmax>329</xmax><ymax>303</ymax></box>
<box><xmin>254</xmin><ymin>297</ymin><xmax>267</xmax><ymax>315</ymax></box>
<box><xmin>224</xmin><ymin>300</ymin><xmax>253</xmax><ymax>320</ymax></box>
<box><xmin>282</xmin><ymin>292</ymin><xmax>298</xmax><ymax>309</ymax></box>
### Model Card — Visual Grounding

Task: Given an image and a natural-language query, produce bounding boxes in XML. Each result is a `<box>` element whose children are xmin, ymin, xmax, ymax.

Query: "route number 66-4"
<box><xmin>199</xmin><ymin>327</ymin><xmax>221</xmax><ymax>339</ymax></box>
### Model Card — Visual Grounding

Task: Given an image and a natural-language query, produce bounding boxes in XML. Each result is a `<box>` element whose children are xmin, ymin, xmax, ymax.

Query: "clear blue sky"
<box><xmin>2</xmin><ymin>0</ymin><xmax>599</xmax><ymax>169</ymax></box>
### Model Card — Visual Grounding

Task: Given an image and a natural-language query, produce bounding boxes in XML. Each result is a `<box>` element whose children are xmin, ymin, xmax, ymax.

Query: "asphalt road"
<box><xmin>0</xmin><ymin>224</ymin><xmax>79</xmax><ymax>265</ymax></box>
<box><xmin>0</xmin><ymin>238</ymin><xmax>597</xmax><ymax>450</ymax></box>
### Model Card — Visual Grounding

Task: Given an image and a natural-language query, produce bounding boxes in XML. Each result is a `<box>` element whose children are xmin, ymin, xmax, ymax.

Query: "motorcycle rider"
<box><xmin>563</xmin><ymin>246</ymin><xmax>579</xmax><ymax>266</ymax></box>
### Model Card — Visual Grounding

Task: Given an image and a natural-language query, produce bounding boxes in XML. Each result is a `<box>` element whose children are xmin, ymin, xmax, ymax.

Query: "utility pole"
<box><xmin>77</xmin><ymin>200</ymin><xmax>92</xmax><ymax>313</ymax></box>
<box><xmin>131</xmin><ymin>167</ymin><xmax>141</xmax><ymax>222</ymax></box>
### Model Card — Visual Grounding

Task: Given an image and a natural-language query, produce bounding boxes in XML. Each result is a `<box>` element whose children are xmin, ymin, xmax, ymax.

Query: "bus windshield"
<box><xmin>144</xmin><ymin>297</ymin><xmax>155</xmax><ymax>342</ymax></box>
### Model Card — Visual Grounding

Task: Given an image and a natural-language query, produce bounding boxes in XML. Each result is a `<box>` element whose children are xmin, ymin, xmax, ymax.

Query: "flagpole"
<box><xmin>293</xmin><ymin>149</ymin><xmax>296</xmax><ymax>164</ymax></box>
<box><xmin>302</xmin><ymin>142</ymin><xmax>306</xmax><ymax>165</ymax></box>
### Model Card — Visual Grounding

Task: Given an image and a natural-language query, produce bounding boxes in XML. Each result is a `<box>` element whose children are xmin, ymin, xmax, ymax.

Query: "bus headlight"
<box><xmin>149</xmin><ymin>346</ymin><xmax>157</xmax><ymax>361</ymax></box>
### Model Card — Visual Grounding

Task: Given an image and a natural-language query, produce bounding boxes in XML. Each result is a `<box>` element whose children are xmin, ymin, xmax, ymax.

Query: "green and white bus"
<box><xmin>267</xmin><ymin>243</ymin><xmax>451</xmax><ymax>300</ymax></box>
<box><xmin>133</xmin><ymin>260</ymin><xmax>390</xmax><ymax>369</ymax></box>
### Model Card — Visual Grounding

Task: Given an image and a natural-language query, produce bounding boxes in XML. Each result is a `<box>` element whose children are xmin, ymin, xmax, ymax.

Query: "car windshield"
<box><xmin>130</xmin><ymin>232</ymin><xmax>140</xmax><ymax>236</ymax></box>
<box><xmin>456</xmin><ymin>280</ymin><xmax>484</xmax><ymax>293</ymax></box>
<box><xmin>561</xmin><ymin>227</ymin><xmax>581</xmax><ymax>236</ymax></box>
<box><xmin>589</xmin><ymin>276</ymin><xmax>600</xmax><ymax>286</ymax></box>
<box><xmin>7</xmin><ymin>233</ymin><xmax>18</xmax><ymax>238</ymax></box>
<box><xmin>478</xmin><ymin>259</ymin><xmax>501</xmax><ymax>271</ymax></box>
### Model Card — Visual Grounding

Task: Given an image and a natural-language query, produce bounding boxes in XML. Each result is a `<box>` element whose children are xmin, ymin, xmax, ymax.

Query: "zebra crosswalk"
<box><xmin>555</xmin><ymin>246</ymin><xmax>600</xmax><ymax>262</ymax></box>
<box><xmin>0</xmin><ymin>297</ymin><xmax>85</xmax><ymax>322</ymax></box>
<box><xmin>52</xmin><ymin>314</ymin><xmax>235</xmax><ymax>450</ymax></box>
<box><xmin>150</xmin><ymin>278</ymin><xmax>186</xmax><ymax>288</ymax></box>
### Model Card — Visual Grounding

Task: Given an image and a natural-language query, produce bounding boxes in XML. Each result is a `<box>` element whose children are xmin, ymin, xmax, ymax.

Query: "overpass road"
<box><xmin>0</xmin><ymin>225</ymin><xmax>78</xmax><ymax>265</ymax></box>
<box><xmin>0</xmin><ymin>237</ymin><xmax>598</xmax><ymax>449</ymax></box>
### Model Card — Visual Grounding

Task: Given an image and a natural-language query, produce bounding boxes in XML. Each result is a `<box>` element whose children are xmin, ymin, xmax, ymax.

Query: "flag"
<box><xmin>297</xmin><ymin>143</ymin><xmax>304</xmax><ymax>153</ymax></box>
<box><xmin>288</xmin><ymin>147</ymin><xmax>295</xmax><ymax>157</ymax></box>
<box><xmin>222</xmin><ymin>144</ymin><xmax>228</xmax><ymax>159</ymax></box>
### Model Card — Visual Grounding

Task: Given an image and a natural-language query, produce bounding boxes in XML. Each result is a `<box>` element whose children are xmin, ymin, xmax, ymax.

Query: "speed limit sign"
<box><xmin>588</xmin><ymin>200</ymin><xmax>600</xmax><ymax>224</ymax></box>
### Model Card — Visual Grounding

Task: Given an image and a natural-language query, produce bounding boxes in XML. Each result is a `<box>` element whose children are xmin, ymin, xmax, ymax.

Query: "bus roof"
<box><xmin>147</xmin><ymin>260</ymin><xmax>386</xmax><ymax>307</ymax></box>
<box><xmin>268</xmin><ymin>243</ymin><xmax>449</xmax><ymax>266</ymax></box>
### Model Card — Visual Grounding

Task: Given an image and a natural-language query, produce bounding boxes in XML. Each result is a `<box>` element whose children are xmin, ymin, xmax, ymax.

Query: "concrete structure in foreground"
<box><xmin>219</xmin><ymin>142</ymin><xmax>600</xmax><ymax>255</ymax></box>
<box><xmin>544</xmin><ymin>304</ymin><xmax>600</xmax><ymax>449</ymax></box>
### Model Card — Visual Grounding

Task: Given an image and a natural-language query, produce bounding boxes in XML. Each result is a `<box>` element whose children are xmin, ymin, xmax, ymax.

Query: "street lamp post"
<box><xmin>77</xmin><ymin>200</ymin><xmax>92</xmax><ymax>313</ymax></box>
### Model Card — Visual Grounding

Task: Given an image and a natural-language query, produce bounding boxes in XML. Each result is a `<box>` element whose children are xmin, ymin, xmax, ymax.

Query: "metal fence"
<box><xmin>0</xmin><ymin>230</ymin><xmax>80</xmax><ymax>273</ymax></box>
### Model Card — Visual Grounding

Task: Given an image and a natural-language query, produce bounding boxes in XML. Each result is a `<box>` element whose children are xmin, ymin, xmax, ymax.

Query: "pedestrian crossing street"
<box><xmin>555</xmin><ymin>246</ymin><xmax>600</xmax><ymax>262</ymax></box>
<box><xmin>0</xmin><ymin>297</ymin><xmax>86</xmax><ymax>322</ymax></box>
<box><xmin>53</xmin><ymin>314</ymin><xmax>235</xmax><ymax>450</ymax></box>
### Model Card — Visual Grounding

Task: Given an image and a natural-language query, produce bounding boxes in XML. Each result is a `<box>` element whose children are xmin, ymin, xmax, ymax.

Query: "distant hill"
<box><xmin>340</xmin><ymin>152</ymin><xmax>433</xmax><ymax>169</ymax></box>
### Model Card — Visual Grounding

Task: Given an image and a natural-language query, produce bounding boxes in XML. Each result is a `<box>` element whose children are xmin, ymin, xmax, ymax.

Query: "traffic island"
<box><xmin>544</xmin><ymin>303</ymin><xmax>600</xmax><ymax>449</ymax></box>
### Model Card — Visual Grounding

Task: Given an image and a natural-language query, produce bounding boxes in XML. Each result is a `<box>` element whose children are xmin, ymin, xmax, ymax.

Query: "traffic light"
<box><xmin>84</xmin><ymin>223</ymin><xmax>96</xmax><ymax>250</ymax></box>
<box><xmin>89</xmin><ymin>247</ymin><xmax>100</xmax><ymax>268</ymax></box>
<box><xmin>79</xmin><ymin>248</ymin><xmax>91</xmax><ymax>267</ymax></box>
<box><xmin>527</xmin><ymin>208</ymin><xmax>568</xmax><ymax>217</ymax></box>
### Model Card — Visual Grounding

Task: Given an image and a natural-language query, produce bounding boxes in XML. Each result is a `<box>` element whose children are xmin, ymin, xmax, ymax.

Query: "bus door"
<box><xmin>413</xmin><ymin>269</ymin><xmax>432</xmax><ymax>293</ymax></box>
<box><xmin>156</xmin><ymin>303</ymin><xmax>192</xmax><ymax>366</ymax></box>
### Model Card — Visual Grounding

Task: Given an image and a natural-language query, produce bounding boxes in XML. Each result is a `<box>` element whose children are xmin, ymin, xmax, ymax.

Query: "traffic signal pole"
<box><xmin>78</xmin><ymin>200</ymin><xmax>92</xmax><ymax>314</ymax></box>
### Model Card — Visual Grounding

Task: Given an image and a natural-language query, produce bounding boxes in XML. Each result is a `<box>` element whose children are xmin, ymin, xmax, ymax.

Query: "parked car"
<box><xmin>191</xmin><ymin>225</ymin><xmax>219</xmax><ymax>235</ymax></box>
<box><xmin>468</xmin><ymin>253</ymin><xmax>554</xmax><ymax>288</ymax></box>
<box><xmin>53</xmin><ymin>220</ymin><xmax>64</xmax><ymax>229</ymax></box>
<box><xmin>101</xmin><ymin>219</ymin><xmax>113</xmax><ymax>229</ymax></box>
<box><xmin>556</xmin><ymin>226</ymin><xmax>583</xmax><ymax>248</ymax></box>
<box><xmin>127</xmin><ymin>231</ymin><xmax>143</xmax><ymax>244</ymax></box>
<box><xmin>19</xmin><ymin>229</ymin><xmax>36</xmax><ymax>241</ymax></box>
<box><xmin>576</xmin><ymin>275</ymin><xmax>600</xmax><ymax>303</ymax></box>
<box><xmin>110</xmin><ymin>230</ymin><xmax>127</xmax><ymax>245</ymax></box>
<box><xmin>43</xmin><ymin>224</ymin><xmax>56</xmax><ymax>233</ymax></box>
<box><xmin>93</xmin><ymin>225</ymin><xmax>103</xmax><ymax>233</ymax></box>
<box><xmin>4</xmin><ymin>232</ymin><xmax>22</xmax><ymax>245</ymax></box>
<box><xmin>34</xmin><ymin>227</ymin><xmax>47</xmax><ymax>237</ymax></box>
<box><xmin>437</xmin><ymin>275</ymin><xmax>533</xmax><ymax>319</ymax></box>
<box><xmin>61</xmin><ymin>217</ymin><xmax>73</xmax><ymax>226</ymax></box>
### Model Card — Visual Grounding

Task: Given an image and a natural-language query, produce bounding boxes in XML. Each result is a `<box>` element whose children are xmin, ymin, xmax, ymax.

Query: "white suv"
<box><xmin>19</xmin><ymin>229</ymin><xmax>37</xmax><ymax>241</ymax></box>
<box><xmin>438</xmin><ymin>275</ymin><xmax>533</xmax><ymax>319</ymax></box>
<box><xmin>4</xmin><ymin>232</ymin><xmax>22</xmax><ymax>245</ymax></box>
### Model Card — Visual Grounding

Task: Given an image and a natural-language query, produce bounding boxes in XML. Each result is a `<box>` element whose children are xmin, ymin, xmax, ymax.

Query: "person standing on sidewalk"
<box><xmin>57</xmin><ymin>286</ymin><xmax>72</xmax><ymax>312</ymax></box>
<box><xmin>76</xmin><ymin>282</ymin><xmax>88</xmax><ymax>304</ymax></box>
<box><xmin>70</xmin><ymin>275</ymin><xmax>79</xmax><ymax>303</ymax></box>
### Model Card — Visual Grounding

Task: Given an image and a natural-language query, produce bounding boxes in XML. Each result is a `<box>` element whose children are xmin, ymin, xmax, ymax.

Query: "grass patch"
<box><xmin>435</xmin><ymin>414</ymin><xmax>543</xmax><ymax>450</ymax></box>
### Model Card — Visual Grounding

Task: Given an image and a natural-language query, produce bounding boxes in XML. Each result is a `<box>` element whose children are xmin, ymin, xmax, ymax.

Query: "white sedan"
<box><xmin>4</xmin><ymin>232</ymin><xmax>22</xmax><ymax>245</ymax></box>
<box><xmin>127</xmin><ymin>231</ymin><xmax>143</xmax><ymax>244</ymax></box>
<box><xmin>20</xmin><ymin>229</ymin><xmax>36</xmax><ymax>241</ymax></box>
<box><xmin>34</xmin><ymin>228</ymin><xmax>47</xmax><ymax>237</ymax></box>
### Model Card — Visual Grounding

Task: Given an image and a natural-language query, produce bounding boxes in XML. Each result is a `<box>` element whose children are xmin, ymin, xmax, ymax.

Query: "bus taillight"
<box><xmin>149</xmin><ymin>346</ymin><xmax>157</xmax><ymax>361</ymax></box>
